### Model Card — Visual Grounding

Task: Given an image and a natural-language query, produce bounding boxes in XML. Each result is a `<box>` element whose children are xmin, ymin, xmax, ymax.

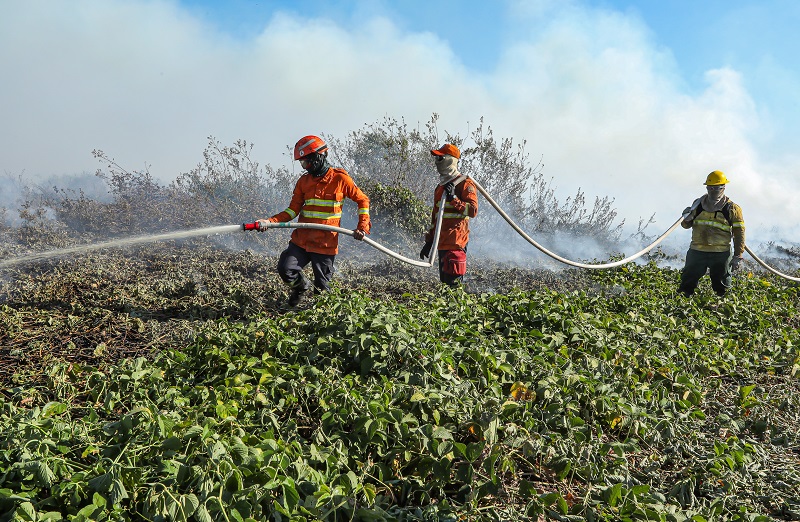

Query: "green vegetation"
<box><xmin>1</xmin><ymin>255</ymin><xmax>799</xmax><ymax>521</ymax></box>
<box><xmin>1</xmin><ymin>117</ymin><xmax>799</xmax><ymax>520</ymax></box>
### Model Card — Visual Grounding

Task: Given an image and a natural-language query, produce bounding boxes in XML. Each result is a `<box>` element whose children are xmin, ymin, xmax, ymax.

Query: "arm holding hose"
<box><xmin>346</xmin><ymin>177</ymin><xmax>371</xmax><ymax>241</ymax></box>
<box><xmin>253</xmin><ymin>181</ymin><xmax>305</xmax><ymax>231</ymax></box>
<box><xmin>681</xmin><ymin>197</ymin><xmax>703</xmax><ymax>229</ymax></box>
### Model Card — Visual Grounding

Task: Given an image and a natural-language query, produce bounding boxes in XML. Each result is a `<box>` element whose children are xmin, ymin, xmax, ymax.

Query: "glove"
<box><xmin>419</xmin><ymin>241</ymin><xmax>433</xmax><ymax>260</ymax></box>
<box><xmin>731</xmin><ymin>256</ymin><xmax>743</xmax><ymax>271</ymax></box>
<box><xmin>444</xmin><ymin>182</ymin><xmax>456</xmax><ymax>202</ymax></box>
<box><xmin>682</xmin><ymin>207</ymin><xmax>694</xmax><ymax>222</ymax></box>
<box><xmin>255</xmin><ymin>219</ymin><xmax>271</xmax><ymax>231</ymax></box>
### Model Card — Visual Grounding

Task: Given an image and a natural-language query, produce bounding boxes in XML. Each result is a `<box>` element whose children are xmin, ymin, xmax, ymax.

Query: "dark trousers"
<box><xmin>679</xmin><ymin>248</ymin><xmax>732</xmax><ymax>296</ymax></box>
<box><xmin>437</xmin><ymin>244</ymin><xmax>467</xmax><ymax>287</ymax></box>
<box><xmin>277</xmin><ymin>242</ymin><xmax>336</xmax><ymax>292</ymax></box>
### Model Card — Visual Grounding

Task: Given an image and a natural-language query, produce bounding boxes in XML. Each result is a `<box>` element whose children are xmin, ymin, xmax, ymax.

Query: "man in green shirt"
<box><xmin>678</xmin><ymin>170</ymin><xmax>745</xmax><ymax>297</ymax></box>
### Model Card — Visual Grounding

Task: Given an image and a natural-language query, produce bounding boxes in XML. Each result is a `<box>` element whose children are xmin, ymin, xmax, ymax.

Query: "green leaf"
<box><xmin>231</xmin><ymin>442</ymin><xmax>250</xmax><ymax>462</ymax></box>
<box><xmin>157</xmin><ymin>414</ymin><xmax>176</xmax><ymax>437</ymax></box>
<box><xmin>195</xmin><ymin>504</ymin><xmax>214</xmax><ymax>522</ymax></box>
<box><xmin>432</xmin><ymin>426</ymin><xmax>452</xmax><ymax>440</ymax></box>
<box><xmin>738</xmin><ymin>384</ymin><xmax>756</xmax><ymax>402</ymax></box>
<box><xmin>0</xmin><ymin>489</ymin><xmax>29</xmax><ymax>501</ymax></box>
<box><xmin>42</xmin><ymin>401</ymin><xmax>69</xmax><ymax>417</ymax></box>
<box><xmin>225</xmin><ymin>469</ymin><xmax>243</xmax><ymax>493</ymax></box>
<box><xmin>110</xmin><ymin>478</ymin><xmax>129</xmax><ymax>506</ymax></box>
<box><xmin>27</xmin><ymin>461</ymin><xmax>56</xmax><ymax>487</ymax></box>
<box><xmin>184</xmin><ymin>425</ymin><xmax>204</xmax><ymax>439</ymax></box>
<box><xmin>605</xmin><ymin>483</ymin><xmax>623</xmax><ymax>507</ymax></box>
<box><xmin>539</xmin><ymin>492</ymin><xmax>560</xmax><ymax>506</ymax></box>
<box><xmin>282</xmin><ymin>478</ymin><xmax>300</xmax><ymax>513</ymax></box>
<box><xmin>78</xmin><ymin>503</ymin><xmax>100</xmax><ymax>517</ymax></box>
<box><xmin>210</xmin><ymin>441</ymin><xmax>227</xmax><ymax>461</ymax></box>
<box><xmin>519</xmin><ymin>479</ymin><xmax>538</xmax><ymax>498</ymax></box>
<box><xmin>16</xmin><ymin>502</ymin><xmax>36</xmax><ymax>522</ymax></box>
<box><xmin>464</xmin><ymin>442</ymin><xmax>484</xmax><ymax>463</ymax></box>
<box><xmin>93</xmin><ymin>492</ymin><xmax>107</xmax><ymax>508</ymax></box>
<box><xmin>162</xmin><ymin>436</ymin><xmax>183</xmax><ymax>451</ymax></box>
<box><xmin>88</xmin><ymin>472</ymin><xmax>113</xmax><ymax>492</ymax></box>
<box><xmin>557</xmin><ymin>496</ymin><xmax>569</xmax><ymax>515</ymax></box>
<box><xmin>176</xmin><ymin>493</ymin><xmax>200</xmax><ymax>521</ymax></box>
<box><xmin>346</xmin><ymin>471</ymin><xmax>359</xmax><ymax>490</ymax></box>
<box><xmin>410</xmin><ymin>391</ymin><xmax>426</xmax><ymax>402</ymax></box>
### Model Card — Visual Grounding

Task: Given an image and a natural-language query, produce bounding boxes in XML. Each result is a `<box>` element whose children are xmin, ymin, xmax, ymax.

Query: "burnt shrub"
<box><xmin>5</xmin><ymin>115</ymin><xmax>636</xmax><ymax>259</ymax></box>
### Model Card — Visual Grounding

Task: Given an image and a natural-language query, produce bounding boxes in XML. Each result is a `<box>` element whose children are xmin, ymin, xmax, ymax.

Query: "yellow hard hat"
<box><xmin>704</xmin><ymin>170</ymin><xmax>729</xmax><ymax>186</ymax></box>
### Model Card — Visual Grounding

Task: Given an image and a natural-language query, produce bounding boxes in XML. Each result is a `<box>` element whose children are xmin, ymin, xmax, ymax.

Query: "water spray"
<box><xmin>0</xmin><ymin>225</ymin><xmax>242</xmax><ymax>269</ymax></box>
<box><xmin>0</xmin><ymin>196</ymin><xmax>447</xmax><ymax>270</ymax></box>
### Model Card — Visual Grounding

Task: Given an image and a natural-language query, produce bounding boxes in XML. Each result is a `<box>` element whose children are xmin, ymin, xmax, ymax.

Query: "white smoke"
<box><xmin>1</xmin><ymin>0</ymin><xmax>798</xmax><ymax>253</ymax></box>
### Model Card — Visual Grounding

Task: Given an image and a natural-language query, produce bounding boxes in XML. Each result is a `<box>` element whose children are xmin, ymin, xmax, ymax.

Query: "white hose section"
<box><xmin>470</xmin><ymin>177</ymin><xmax>685</xmax><ymax>269</ymax></box>
<box><xmin>260</xmin><ymin>193</ymin><xmax>447</xmax><ymax>268</ymax></box>
<box><xmin>744</xmin><ymin>245</ymin><xmax>800</xmax><ymax>282</ymax></box>
<box><xmin>473</xmin><ymin>176</ymin><xmax>800</xmax><ymax>280</ymax></box>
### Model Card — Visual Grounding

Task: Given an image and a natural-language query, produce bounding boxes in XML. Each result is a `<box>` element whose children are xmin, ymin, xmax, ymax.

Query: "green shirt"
<box><xmin>689</xmin><ymin>199</ymin><xmax>745</xmax><ymax>255</ymax></box>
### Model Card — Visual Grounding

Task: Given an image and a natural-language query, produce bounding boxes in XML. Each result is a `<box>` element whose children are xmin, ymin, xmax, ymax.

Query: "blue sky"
<box><xmin>179</xmin><ymin>0</ymin><xmax>800</xmax><ymax>150</ymax></box>
<box><xmin>2</xmin><ymin>0</ymin><xmax>799</xmax><ymax>243</ymax></box>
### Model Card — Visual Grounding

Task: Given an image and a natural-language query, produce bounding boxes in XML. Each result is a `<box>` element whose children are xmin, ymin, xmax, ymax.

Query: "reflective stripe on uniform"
<box><xmin>436</xmin><ymin>201</ymin><xmax>470</xmax><ymax>220</ymax></box>
<box><xmin>284</xmin><ymin>208</ymin><xmax>297</xmax><ymax>219</ymax></box>
<box><xmin>305</xmin><ymin>198</ymin><xmax>342</xmax><ymax>207</ymax></box>
<box><xmin>301</xmin><ymin>198</ymin><xmax>342</xmax><ymax>220</ymax></box>
<box><xmin>358</xmin><ymin>208</ymin><xmax>370</xmax><ymax>215</ymax></box>
<box><xmin>695</xmin><ymin>219</ymin><xmax>731</xmax><ymax>232</ymax></box>
<box><xmin>301</xmin><ymin>210</ymin><xmax>343</xmax><ymax>219</ymax></box>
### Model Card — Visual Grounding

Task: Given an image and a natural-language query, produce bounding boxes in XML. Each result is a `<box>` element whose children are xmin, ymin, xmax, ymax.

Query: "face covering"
<box><xmin>435</xmin><ymin>155</ymin><xmax>460</xmax><ymax>185</ymax></box>
<box><xmin>703</xmin><ymin>185</ymin><xmax>726</xmax><ymax>211</ymax></box>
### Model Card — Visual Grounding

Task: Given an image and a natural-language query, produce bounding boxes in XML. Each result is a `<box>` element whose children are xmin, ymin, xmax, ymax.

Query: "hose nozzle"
<box><xmin>242</xmin><ymin>222</ymin><xmax>259</xmax><ymax>231</ymax></box>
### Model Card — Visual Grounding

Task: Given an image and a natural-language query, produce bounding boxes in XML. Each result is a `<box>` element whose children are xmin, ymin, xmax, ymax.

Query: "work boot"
<box><xmin>287</xmin><ymin>281</ymin><xmax>310</xmax><ymax>307</ymax></box>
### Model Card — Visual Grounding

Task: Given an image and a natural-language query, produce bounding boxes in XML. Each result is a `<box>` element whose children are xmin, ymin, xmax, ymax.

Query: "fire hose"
<box><xmin>241</xmin><ymin>176</ymin><xmax>799</xmax><ymax>281</ymax></box>
<box><xmin>243</xmin><ymin>193</ymin><xmax>448</xmax><ymax>268</ymax></box>
<box><xmin>1</xmin><ymin>182</ymin><xmax>797</xmax><ymax>281</ymax></box>
<box><xmin>469</xmin><ymin>176</ymin><xmax>685</xmax><ymax>269</ymax></box>
<box><xmin>469</xmin><ymin>176</ymin><xmax>800</xmax><ymax>281</ymax></box>
<box><xmin>743</xmin><ymin>245</ymin><xmax>800</xmax><ymax>282</ymax></box>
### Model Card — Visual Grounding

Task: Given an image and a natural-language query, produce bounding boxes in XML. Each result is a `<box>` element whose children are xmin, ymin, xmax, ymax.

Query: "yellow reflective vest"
<box><xmin>687</xmin><ymin>198</ymin><xmax>745</xmax><ymax>256</ymax></box>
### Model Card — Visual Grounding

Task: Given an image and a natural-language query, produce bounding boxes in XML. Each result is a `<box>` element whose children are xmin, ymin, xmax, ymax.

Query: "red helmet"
<box><xmin>293</xmin><ymin>135</ymin><xmax>328</xmax><ymax>160</ymax></box>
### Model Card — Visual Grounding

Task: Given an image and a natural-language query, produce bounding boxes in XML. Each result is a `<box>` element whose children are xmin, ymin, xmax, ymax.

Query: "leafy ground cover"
<box><xmin>1</xmin><ymin>242</ymin><xmax>799</xmax><ymax>521</ymax></box>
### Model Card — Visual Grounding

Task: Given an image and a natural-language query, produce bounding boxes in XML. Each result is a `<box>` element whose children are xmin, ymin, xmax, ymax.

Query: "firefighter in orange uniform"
<box><xmin>419</xmin><ymin>143</ymin><xmax>479</xmax><ymax>287</ymax></box>
<box><xmin>256</xmin><ymin>135</ymin><xmax>371</xmax><ymax>306</ymax></box>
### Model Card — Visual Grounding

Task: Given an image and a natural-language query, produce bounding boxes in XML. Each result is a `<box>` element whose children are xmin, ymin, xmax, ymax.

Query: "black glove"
<box><xmin>731</xmin><ymin>256</ymin><xmax>743</xmax><ymax>271</ymax></box>
<box><xmin>444</xmin><ymin>182</ymin><xmax>456</xmax><ymax>202</ymax></box>
<box><xmin>419</xmin><ymin>241</ymin><xmax>433</xmax><ymax>260</ymax></box>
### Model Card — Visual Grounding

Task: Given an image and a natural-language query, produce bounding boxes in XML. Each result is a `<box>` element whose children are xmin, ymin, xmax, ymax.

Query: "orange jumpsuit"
<box><xmin>424</xmin><ymin>178</ymin><xmax>479</xmax><ymax>250</ymax></box>
<box><xmin>269</xmin><ymin>167</ymin><xmax>371</xmax><ymax>255</ymax></box>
